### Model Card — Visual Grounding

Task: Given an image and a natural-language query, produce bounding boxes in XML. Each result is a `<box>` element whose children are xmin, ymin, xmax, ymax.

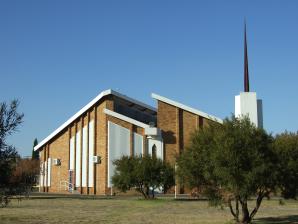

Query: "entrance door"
<box><xmin>148</xmin><ymin>138</ymin><xmax>163</xmax><ymax>160</ymax></box>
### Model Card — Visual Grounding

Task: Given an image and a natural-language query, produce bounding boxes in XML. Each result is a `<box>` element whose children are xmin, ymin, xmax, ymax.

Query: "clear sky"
<box><xmin>1</xmin><ymin>0</ymin><xmax>298</xmax><ymax>157</ymax></box>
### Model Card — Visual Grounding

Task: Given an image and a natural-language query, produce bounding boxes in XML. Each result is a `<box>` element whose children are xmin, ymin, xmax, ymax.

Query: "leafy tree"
<box><xmin>0</xmin><ymin>100</ymin><xmax>24</xmax><ymax>207</ymax></box>
<box><xmin>10</xmin><ymin>158</ymin><xmax>40</xmax><ymax>197</ymax></box>
<box><xmin>274</xmin><ymin>131</ymin><xmax>298</xmax><ymax>199</ymax></box>
<box><xmin>112</xmin><ymin>155</ymin><xmax>174</xmax><ymax>199</ymax></box>
<box><xmin>31</xmin><ymin>138</ymin><xmax>39</xmax><ymax>160</ymax></box>
<box><xmin>177</xmin><ymin>116</ymin><xmax>278</xmax><ymax>224</ymax></box>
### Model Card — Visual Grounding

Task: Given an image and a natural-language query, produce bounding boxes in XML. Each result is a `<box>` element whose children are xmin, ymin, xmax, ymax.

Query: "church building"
<box><xmin>34</xmin><ymin>24</ymin><xmax>262</xmax><ymax>196</ymax></box>
<box><xmin>34</xmin><ymin>89</ymin><xmax>222</xmax><ymax>195</ymax></box>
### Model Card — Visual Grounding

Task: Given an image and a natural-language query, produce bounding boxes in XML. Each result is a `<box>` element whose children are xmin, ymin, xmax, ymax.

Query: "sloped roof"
<box><xmin>34</xmin><ymin>89</ymin><xmax>156</xmax><ymax>151</ymax></box>
<box><xmin>151</xmin><ymin>93</ymin><xmax>223</xmax><ymax>123</ymax></box>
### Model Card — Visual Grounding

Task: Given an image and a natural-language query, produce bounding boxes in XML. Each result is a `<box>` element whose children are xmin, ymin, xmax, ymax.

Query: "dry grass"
<box><xmin>0</xmin><ymin>197</ymin><xmax>297</xmax><ymax>224</ymax></box>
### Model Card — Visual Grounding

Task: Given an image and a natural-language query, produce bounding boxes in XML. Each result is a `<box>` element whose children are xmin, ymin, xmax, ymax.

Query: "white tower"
<box><xmin>235</xmin><ymin>93</ymin><xmax>263</xmax><ymax>128</ymax></box>
<box><xmin>235</xmin><ymin>23</ymin><xmax>263</xmax><ymax>128</ymax></box>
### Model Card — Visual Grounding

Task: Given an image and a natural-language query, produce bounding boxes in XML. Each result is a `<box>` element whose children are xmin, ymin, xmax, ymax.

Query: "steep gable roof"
<box><xmin>34</xmin><ymin>89</ymin><xmax>156</xmax><ymax>151</ymax></box>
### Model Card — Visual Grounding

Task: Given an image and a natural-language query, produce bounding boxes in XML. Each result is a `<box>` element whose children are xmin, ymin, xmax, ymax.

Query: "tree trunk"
<box><xmin>240</xmin><ymin>200</ymin><xmax>250</xmax><ymax>224</ymax></box>
<box><xmin>228</xmin><ymin>197</ymin><xmax>240</xmax><ymax>222</ymax></box>
<box><xmin>235</xmin><ymin>198</ymin><xmax>239</xmax><ymax>222</ymax></box>
<box><xmin>249</xmin><ymin>192</ymin><xmax>265</xmax><ymax>221</ymax></box>
<box><xmin>145</xmin><ymin>186</ymin><xmax>150</xmax><ymax>198</ymax></box>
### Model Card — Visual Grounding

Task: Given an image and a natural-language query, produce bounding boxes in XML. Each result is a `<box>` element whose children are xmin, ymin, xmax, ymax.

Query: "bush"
<box><xmin>112</xmin><ymin>155</ymin><xmax>174</xmax><ymax>199</ymax></box>
<box><xmin>274</xmin><ymin>131</ymin><xmax>298</xmax><ymax>199</ymax></box>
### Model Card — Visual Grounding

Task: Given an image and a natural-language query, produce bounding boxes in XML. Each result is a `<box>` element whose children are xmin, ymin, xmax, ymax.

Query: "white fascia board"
<box><xmin>104</xmin><ymin>108</ymin><xmax>149</xmax><ymax>129</ymax></box>
<box><xmin>151</xmin><ymin>93</ymin><xmax>223</xmax><ymax>124</ymax></box>
<box><xmin>34</xmin><ymin>89</ymin><xmax>155</xmax><ymax>151</ymax></box>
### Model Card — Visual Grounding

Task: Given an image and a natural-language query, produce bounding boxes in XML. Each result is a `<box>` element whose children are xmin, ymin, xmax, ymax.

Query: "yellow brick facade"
<box><xmin>37</xmin><ymin>91</ymin><xmax>220</xmax><ymax>195</ymax></box>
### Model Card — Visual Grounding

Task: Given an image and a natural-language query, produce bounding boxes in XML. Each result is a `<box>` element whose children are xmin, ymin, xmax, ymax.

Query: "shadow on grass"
<box><xmin>254</xmin><ymin>215</ymin><xmax>298</xmax><ymax>224</ymax></box>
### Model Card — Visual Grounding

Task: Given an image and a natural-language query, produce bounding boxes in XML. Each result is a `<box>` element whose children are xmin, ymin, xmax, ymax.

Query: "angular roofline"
<box><xmin>34</xmin><ymin>89</ymin><xmax>156</xmax><ymax>151</ymax></box>
<box><xmin>104</xmin><ymin>108</ymin><xmax>149</xmax><ymax>129</ymax></box>
<box><xmin>151</xmin><ymin>93</ymin><xmax>223</xmax><ymax>124</ymax></box>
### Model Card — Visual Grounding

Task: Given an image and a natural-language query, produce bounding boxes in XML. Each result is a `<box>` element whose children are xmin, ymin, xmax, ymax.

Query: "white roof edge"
<box><xmin>34</xmin><ymin>89</ymin><xmax>156</xmax><ymax>151</ymax></box>
<box><xmin>151</xmin><ymin>93</ymin><xmax>223</xmax><ymax>124</ymax></box>
<box><xmin>104</xmin><ymin>108</ymin><xmax>149</xmax><ymax>129</ymax></box>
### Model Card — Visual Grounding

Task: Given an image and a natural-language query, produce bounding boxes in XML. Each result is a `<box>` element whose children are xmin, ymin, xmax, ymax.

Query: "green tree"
<box><xmin>112</xmin><ymin>155</ymin><xmax>174</xmax><ymax>199</ymax></box>
<box><xmin>274</xmin><ymin>131</ymin><xmax>298</xmax><ymax>199</ymax></box>
<box><xmin>31</xmin><ymin>138</ymin><xmax>39</xmax><ymax>160</ymax></box>
<box><xmin>10</xmin><ymin>158</ymin><xmax>40</xmax><ymax>197</ymax></box>
<box><xmin>0</xmin><ymin>100</ymin><xmax>24</xmax><ymax>207</ymax></box>
<box><xmin>177</xmin><ymin>116</ymin><xmax>278</xmax><ymax>224</ymax></box>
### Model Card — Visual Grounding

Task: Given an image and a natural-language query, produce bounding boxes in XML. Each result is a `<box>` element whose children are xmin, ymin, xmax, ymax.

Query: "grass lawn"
<box><xmin>0</xmin><ymin>196</ymin><xmax>297</xmax><ymax>224</ymax></box>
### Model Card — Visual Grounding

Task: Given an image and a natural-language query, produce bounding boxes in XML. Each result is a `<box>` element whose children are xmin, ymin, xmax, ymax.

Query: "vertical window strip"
<box><xmin>88</xmin><ymin>120</ymin><xmax>94</xmax><ymax>187</ymax></box>
<box><xmin>47</xmin><ymin>158</ymin><xmax>51</xmax><ymax>187</ymax></box>
<box><xmin>69</xmin><ymin>137</ymin><xmax>75</xmax><ymax>170</ymax></box>
<box><xmin>75</xmin><ymin>131</ymin><xmax>81</xmax><ymax>187</ymax></box>
<box><xmin>82</xmin><ymin>126</ymin><xmax>88</xmax><ymax>187</ymax></box>
<box><xmin>133</xmin><ymin>133</ymin><xmax>143</xmax><ymax>156</ymax></box>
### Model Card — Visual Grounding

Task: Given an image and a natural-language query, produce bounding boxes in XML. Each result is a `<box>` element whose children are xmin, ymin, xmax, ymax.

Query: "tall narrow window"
<box><xmin>108</xmin><ymin>121</ymin><xmax>130</xmax><ymax>187</ymax></box>
<box><xmin>47</xmin><ymin>158</ymin><xmax>51</xmax><ymax>187</ymax></box>
<box><xmin>88</xmin><ymin>120</ymin><xmax>94</xmax><ymax>187</ymax></box>
<box><xmin>70</xmin><ymin>136</ymin><xmax>75</xmax><ymax>170</ymax></box>
<box><xmin>75</xmin><ymin>130</ymin><xmax>81</xmax><ymax>187</ymax></box>
<box><xmin>152</xmin><ymin>144</ymin><xmax>157</xmax><ymax>159</ymax></box>
<box><xmin>133</xmin><ymin>133</ymin><xmax>143</xmax><ymax>156</ymax></box>
<box><xmin>82</xmin><ymin>126</ymin><xmax>88</xmax><ymax>187</ymax></box>
<box><xmin>40</xmin><ymin>162</ymin><xmax>44</xmax><ymax>187</ymax></box>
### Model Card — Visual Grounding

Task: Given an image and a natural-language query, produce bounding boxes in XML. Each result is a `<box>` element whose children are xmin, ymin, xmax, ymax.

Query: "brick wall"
<box><xmin>157</xmin><ymin>101</ymin><xmax>179</xmax><ymax>165</ymax></box>
<box><xmin>47</xmin><ymin>130</ymin><xmax>69</xmax><ymax>193</ymax></box>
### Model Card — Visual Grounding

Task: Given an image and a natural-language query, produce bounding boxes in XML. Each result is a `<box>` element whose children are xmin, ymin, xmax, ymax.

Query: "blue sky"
<box><xmin>1</xmin><ymin>0</ymin><xmax>298</xmax><ymax>157</ymax></box>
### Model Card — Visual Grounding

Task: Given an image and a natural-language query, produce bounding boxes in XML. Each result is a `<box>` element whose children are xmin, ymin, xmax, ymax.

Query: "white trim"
<box><xmin>107</xmin><ymin>122</ymin><xmax>111</xmax><ymax>188</ymax></box>
<box><xmin>75</xmin><ymin>130</ymin><xmax>81</xmax><ymax>187</ymax></box>
<box><xmin>47</xmin><ymin>158</ymin><xmax>51</xmax><ymax>187</ymax></box>
<box><xmin>88</xmin><ymin>120</ymin><xmax>94</xmax><ymax>187</ymax></box>
<box><xmin>69</xmin><ymin>136</ymin><xmax>75</xmax><ymax>170</ymax></box>
<box><xmin>34</xmin><ymin>89</ymin><xmax>156</xmax><ymax>151</ymax></box>
<box><xmin>151</xmin><ymin>93</ymin><xmax>223</xmax><ymax>123</ymax></box>
<box><xmin>82</xmin><ymin>125</ymin><xmax>88</xmax><ymax>187</ymax></box>
<box><xmin>103</xmin><ymin>108</ymin><xmax>150</xmax><ymax>129</ymax></box>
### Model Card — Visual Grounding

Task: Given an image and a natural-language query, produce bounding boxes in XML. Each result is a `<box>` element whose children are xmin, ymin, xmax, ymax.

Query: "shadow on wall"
<box><xmin>254</xmin><ymin>215</ymin><xmax>298</xmax><ymax>224</ymax></box>
<box><xmin>162</xmin><ymin>131</ymin><xmax>176</xmax><ymax>144</ymax></box>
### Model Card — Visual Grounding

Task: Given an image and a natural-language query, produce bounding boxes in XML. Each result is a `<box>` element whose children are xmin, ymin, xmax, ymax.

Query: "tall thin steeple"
<box><xmin>244</xmin><ymin>21</ymin><xmax>250</xmax><ymax>92</ymax></box>
<box><xmin>235</xmin><ymin>22</ymin><xmax>263</xmax><ymax>128</ymax></box>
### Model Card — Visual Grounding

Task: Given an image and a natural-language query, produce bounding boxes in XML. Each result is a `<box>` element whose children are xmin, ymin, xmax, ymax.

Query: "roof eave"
<box><xmin>151</xmin><ymin>93</ymin><xmax>223</xmax><ymax>124</ymax></box>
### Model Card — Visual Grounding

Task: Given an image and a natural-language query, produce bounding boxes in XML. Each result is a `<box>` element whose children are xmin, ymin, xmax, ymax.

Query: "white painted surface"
<box><xmin>44</xmin><ymin>161</ymin><xmax>47</xmax><ymax>187</ymax></box>
<box><xmin>145</xmin><ymin>127</ymin><xmax>161</xmax><ymax>137</ymax></box>
<box><xmin>40</xmin><ymin>162</ymin><xmax>44</xmax><ymax>187</ymax></box>
<box><xmin>47</xmin><ymin>158</ymin><xmax>51</xmax><ymax>187</ymax></box>
<box><xmin>151</xmin><ymin>93</ymin><xmax>223</xmax><ymax>123</ymax></box>
<box><xmin>34</xmin><ymin>89</ymin><xmax>156</xmax><ymax>151</ymax></box>
<box><xmin>82</xmin><ymin>126</ymin><xmax>88</xmax><ymax>187</ymax></box>
<box><xmin>108</xmin><ymin>121</ymin><xmax>131</xmax><ymax>187</ymax></box>
<box><xmin>235</xmin><ymin>95</ymin><xmax>241</xmax><ymax>117</ymax></box>
<box><xmin>75</xmin><ymin>131</ymin><xmax>81</xmax><ymax>187</ymax></box>
<box><xmin>69</xmin><ymin>136</ymin><xmax>75</xmax><ymax>170</ymax></box>
<box><xmin>104</xmin><ymin>109</ymin><xmax>149</xmax><ymax>129</ymax></box>
<box><xmin>133</xmin><ymin>133</ymin><xmax>143</xmax><ymax>156</ymax></box>
<box><xmin>235</xmin><ymin>92</ymin><xmax>262</xmax><ymax>127</ymax></box>
<box><xmin>148</xmin><ymin>138</ymin><xmax>163</xmax><ymax>160</ymax></box>
<box><xmin>88</xmin><ymin>120</ymin><xmax>94</xmax><ymax>187</ymax></box>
